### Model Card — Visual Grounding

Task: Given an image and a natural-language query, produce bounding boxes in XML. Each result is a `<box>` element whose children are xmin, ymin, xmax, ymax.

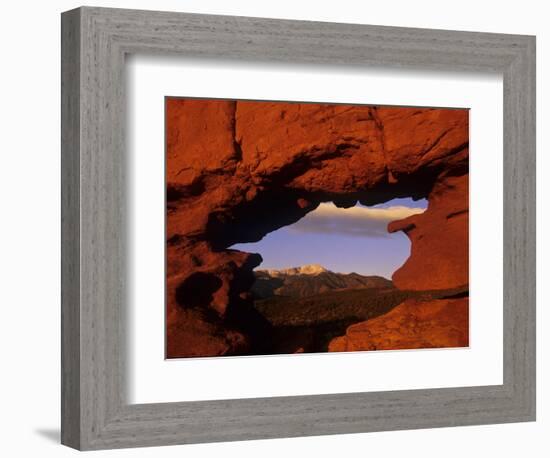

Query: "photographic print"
<box><xmin>165</xmin><ymin>98</ymin><xmax>469</xmax><ymax>359</ymax></box>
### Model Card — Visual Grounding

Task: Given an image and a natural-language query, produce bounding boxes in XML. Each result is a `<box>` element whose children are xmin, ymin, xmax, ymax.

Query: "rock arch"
<box><xmin>166</xmin><ymin>99</ymin><xmax>469</xmax><ymax>358</ymax></box>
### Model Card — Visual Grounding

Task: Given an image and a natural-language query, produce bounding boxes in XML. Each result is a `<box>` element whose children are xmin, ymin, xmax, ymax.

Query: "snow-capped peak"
<box><xmin>262</xmin><ymin>264</ymin><xmax>329</xmax><ymax>277</ymax></box>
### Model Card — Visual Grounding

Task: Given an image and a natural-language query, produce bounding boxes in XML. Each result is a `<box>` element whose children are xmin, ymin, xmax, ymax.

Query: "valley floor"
<box><xmin>248</xmin><ymin>285</ymin><xmax>469</xmax><ymax>355</ymax></box>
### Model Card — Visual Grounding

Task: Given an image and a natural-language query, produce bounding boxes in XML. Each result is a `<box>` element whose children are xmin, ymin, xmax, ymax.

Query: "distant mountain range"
<box><xmin>251</xmin><ymin>264</ymin><xmax>393</xmax><ymax>299</ymax></box>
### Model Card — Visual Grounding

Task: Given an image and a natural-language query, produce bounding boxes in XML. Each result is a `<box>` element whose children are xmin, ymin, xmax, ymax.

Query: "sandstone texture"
<box><xmin>328</xmin><ymin>297</ymin><xmax>469</xmax><ymax>352</ymax></box>
<box><xmin>389</xmin><ymin>173</ymin><xmax>469</xmax><ymax>291</ymax></box>
<box><xmin>166</xmin><ymin>99</ymin><xmax>469</xmax><ymax>358</ymax></box>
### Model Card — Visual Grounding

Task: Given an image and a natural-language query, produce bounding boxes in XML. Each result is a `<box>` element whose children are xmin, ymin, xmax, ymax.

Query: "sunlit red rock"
<box><xmin>328</xmin><ymin>297</ymin><xmax>469</xmax><ymax>352</ymax></box>
<box><xmin>165</xmin><ymin>99</ymin><xmax>469</xmax><ymax>358</ymax></box>
<box><xmin>388</xmin><ymin>173</ymin><xmax>469</xmax><ymax>291</ymax></box>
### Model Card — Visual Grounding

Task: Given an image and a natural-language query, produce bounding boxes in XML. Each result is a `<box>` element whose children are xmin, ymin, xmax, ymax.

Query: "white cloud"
<box><xmin>286</xmin><ymin>202</ymin><xmax>425</xmax><ymax>238</ymax></box>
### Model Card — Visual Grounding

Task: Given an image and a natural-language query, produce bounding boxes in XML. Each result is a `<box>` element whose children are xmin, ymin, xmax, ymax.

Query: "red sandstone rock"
<box><xmin>167</xmin><ymin>308</ymin><xmax>250</xmax><ymax>358</ymax></box>
<box><xmin>165</xmin><ymin>99</ymin><xmax>469</xmax><ymax>358</ymax></box>
<box><xmin>166</xmin><ymin>98</ymin><xmax>238</xmax><ymax>185</ymax></box>
<box><xmin>377</xmin><ymin>107</ymin><xmax>469</xmax><ymax>177</ymax></box>
<box><xmin>388</xmin><ymin>172</ymin><xmax>469</xmax><ymax>291</ymax></box>
<box><xmin>328</xmin><ymin>297</ymin><xmax>469</xmax><ymax>352</ymax></box>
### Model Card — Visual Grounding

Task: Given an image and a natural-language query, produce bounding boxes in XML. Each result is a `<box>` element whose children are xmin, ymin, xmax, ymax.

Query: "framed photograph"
<box><xmin>61</xmin><ymin>6</ymin><xmax>536</xmax><ymax>450</ymax></box>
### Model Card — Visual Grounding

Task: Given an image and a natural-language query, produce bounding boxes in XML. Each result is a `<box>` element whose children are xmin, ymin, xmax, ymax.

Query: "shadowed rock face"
<box><xmin>166</xmin><ymin>99</ymin><xmax>469</xmax><ymax>358</ymax></box>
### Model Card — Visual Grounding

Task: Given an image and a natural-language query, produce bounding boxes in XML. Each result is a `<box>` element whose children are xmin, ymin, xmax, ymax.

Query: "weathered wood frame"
<box><xmin>61</xmin><ymin>6</ymin><xmax>536</xmax><ymax>450</ymax></box>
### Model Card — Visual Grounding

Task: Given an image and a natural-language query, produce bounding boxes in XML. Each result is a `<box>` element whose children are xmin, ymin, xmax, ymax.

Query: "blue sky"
<box><xmin>231</xmin><ymin>197</ymin><xmax>427</xmax><ymax>279</ymax></box>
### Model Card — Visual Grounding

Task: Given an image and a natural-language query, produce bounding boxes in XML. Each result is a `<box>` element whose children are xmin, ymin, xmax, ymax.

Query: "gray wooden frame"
<box><xmin>61</xmin><ymin>6</ymin><xmax>536</xmax><ymax>451</ymax></box>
